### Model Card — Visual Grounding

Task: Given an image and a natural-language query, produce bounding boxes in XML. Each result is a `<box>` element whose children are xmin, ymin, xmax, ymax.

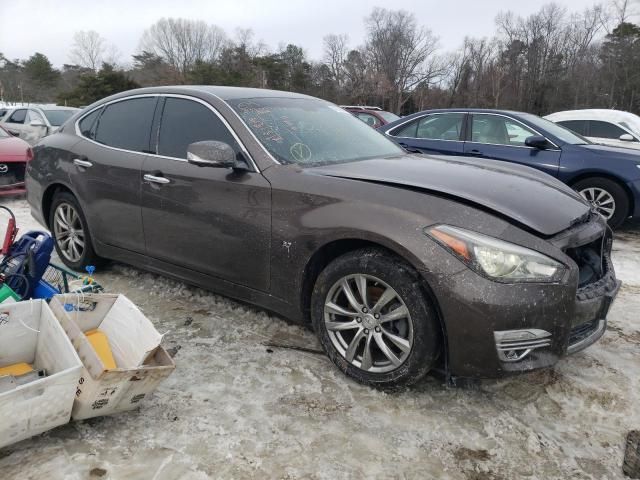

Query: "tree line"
<box><xmin>0</xmin><ymin>1</ymin><xmax>639</xmax><ymax>116</ymax></box>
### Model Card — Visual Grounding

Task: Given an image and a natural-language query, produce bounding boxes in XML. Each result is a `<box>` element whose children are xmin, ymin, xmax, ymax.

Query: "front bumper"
<box><xmin>427</xmin><ymin>216</ymin><xmax>619</xmax><ymax>378</ymax></box>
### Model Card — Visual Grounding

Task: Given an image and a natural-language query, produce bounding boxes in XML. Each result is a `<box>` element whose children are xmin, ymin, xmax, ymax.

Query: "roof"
<box><xmin>413</xmin><ymin>108</ymin><xmax>529</xmax><ymax>115</ymax></box>
<box><xmin>113</xmin><ymin>85</ymin><xmax>316</xmax><ymax>101</ymax></box>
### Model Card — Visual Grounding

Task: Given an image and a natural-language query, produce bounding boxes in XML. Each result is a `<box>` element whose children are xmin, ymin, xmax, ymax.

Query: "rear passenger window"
<box><xmin>7</xmin><ymin>109</ymin><xmax>26</xmax><ymax>124</ymax></box>
<box><xmin>78</xmin><ymin>107</ymin><xmax>103</xmax><ymax>139</ymax></box>
<box><xmin>557</xmin><ymin>120</ymin><xmax>588</xmax><ymax>136</ymax></box>
<box><xmin>95</xmin><ymin>98</ymin><xmax>156</xmax><ymax>152</ymax></box>
<box><xmin>157</xmin><ymin>98</ymin><xmax>239</xmax><ymax>159</ymax></box>
<box><xmin>393</xmin><ymin>113</ymin><xmax>464</xmax><ymax>141</ymax></box>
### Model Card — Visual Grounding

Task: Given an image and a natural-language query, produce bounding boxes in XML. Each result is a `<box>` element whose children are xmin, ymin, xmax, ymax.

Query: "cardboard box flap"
<box><xmin>99</xmin><ymin>295</ymin><xmax>162</xmax><ymax>367</ymax></box>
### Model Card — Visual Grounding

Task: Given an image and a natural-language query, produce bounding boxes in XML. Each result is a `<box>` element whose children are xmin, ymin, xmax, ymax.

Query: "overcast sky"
<box><xmin>0</xmin><ymin>0</ymin><xmax>616</xmax><ymax>67</ymax></box>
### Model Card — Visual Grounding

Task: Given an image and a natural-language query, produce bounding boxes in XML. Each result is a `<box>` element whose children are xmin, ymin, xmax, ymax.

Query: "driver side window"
<box><xmin>157</xmin><ymin>97</ymin><xmax>239</xmax><ymax>159</ymax></box>
<box><xmin>471</xmin><ymin>115</ymin><xmax>536</xmax><ymax>147</ymax></box>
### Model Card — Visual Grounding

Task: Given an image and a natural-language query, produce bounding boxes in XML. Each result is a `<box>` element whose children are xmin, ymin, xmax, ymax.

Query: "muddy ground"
<box><xmin>0</xmin><ymin>197</ymin><xmax>638</xmax><ymax>479</ymax></box>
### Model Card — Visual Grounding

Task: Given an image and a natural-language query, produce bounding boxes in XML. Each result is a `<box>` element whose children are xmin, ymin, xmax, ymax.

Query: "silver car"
<box><xmin>0</xmin><ymin>105</ymin><xmax>79</xmax><ymax>145</ymax></box>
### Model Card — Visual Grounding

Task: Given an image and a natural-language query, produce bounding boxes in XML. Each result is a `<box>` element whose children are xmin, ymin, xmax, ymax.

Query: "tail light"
<box><xmin>26</xmin><ymin>147</ymin><xmax>33</xmax><ymax>161</ymax></box>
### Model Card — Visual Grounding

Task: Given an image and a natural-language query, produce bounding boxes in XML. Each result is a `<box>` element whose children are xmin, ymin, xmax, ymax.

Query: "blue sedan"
<box><xmin>380</xmin><ymin>108</ymin><xmax>640</xmax><ymax>228</ymax></box>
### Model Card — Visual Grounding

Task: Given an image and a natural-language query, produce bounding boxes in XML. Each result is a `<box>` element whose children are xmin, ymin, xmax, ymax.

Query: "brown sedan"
<box><xmin>26</xmin><ymin>87</ymin><xmax>619</xmax><ymax>387</ymax></box>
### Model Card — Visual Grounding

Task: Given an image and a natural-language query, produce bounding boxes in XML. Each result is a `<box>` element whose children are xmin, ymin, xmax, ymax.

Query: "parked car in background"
<box><xmin>381</xmin><ymin>108</ymin><xmax>640</xmax><ymax>228</ymax></box>
<box><xmin>26</xmin><ymin>87</ymin><xmax>618</xmax><ymax>387</ymax></box>
<box><xmin>0</xmin><ymin>105</ymin><xmax>79</xmax><ymax>145</ymax></box>
<box><xmin>0</xmin><ymin>125</ymin><xmax>32</xmax><ymax>196</ymax></box>
<box><xmin>545</xmin><ymin>109</ymin><xmax>640</xmax><ymax>150</ymax></box>
<box><xmin>342</xmin><ymin>105</ymin><xmax>400</xmax><ymax>128</ymax></box>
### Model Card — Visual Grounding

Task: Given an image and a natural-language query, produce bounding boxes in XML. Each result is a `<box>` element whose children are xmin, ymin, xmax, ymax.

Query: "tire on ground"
<box><xmin>311</xmin><ymin>247</ymin><xmax>441</xmax><ymax>388</ymax></box>
<box><xmin>49</xmin><ymin>191</ymin><xmax>103</xmax><ymax>270</ymax></box>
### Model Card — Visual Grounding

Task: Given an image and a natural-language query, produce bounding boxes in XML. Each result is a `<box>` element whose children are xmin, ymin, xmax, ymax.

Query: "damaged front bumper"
<box><xmin>432</xmin><ymin>214</ymin><xmax>620</xmax><ymax>379</ymax></box>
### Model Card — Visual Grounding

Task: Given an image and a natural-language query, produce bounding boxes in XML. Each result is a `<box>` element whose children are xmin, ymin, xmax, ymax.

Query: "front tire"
<box><xmin>573</xmin><ymin>177</ymin><xmax>629</xmax><ymax>229</ymax></box>
<box><xmin>311</xmin><ymin>248</ymin><xmax>441</xmax><ymax>388</ymax></box>
<box><xmin>50</xmin><ymin>191</ymin><xmax>103</xmax><ymax>271</ymax></box>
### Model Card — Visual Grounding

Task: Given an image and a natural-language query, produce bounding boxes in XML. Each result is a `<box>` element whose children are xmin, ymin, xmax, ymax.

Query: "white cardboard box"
<box><xmin>50</xmin><ymin>294</ymin><xmax>175</xmax><ymax>420</ymax></box>
<box><xmin>0</xmin><ymin>300</ymin><xmax>82</xmax><ymax>448</ymax></box>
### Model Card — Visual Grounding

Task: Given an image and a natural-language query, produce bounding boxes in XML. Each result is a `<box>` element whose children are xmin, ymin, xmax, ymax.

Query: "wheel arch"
<box><xmin>568</xmin><ymin>171</ymin><xmax>634</xmax><ymax>216</ymax></box>
<box><xmin>299</xmin><ymin>237</ymin><xmax>450</xmax><ymax>373</ymax></box>
<box><xmin>42</xmin><ymin>182</ymin><xmax>78</xmax><ymax>229</ymax></box>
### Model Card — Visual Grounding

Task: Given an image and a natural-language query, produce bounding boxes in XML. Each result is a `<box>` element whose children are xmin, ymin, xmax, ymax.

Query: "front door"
<box><xmin>141</xmin><ymin>96</ymin><xmax>271</xmax><ymax>292</ymax></box>
<box><xmin>464</xmin><ymin>113</ymin><xmax>561</xmax><ymax>178</ymax></box>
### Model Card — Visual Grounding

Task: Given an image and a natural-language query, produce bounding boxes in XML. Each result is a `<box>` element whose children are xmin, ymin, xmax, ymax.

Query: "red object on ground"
<box><xmin>1</xmin><ymin>216</ymin><xmax>17</xmax><ymax>255</ymax></box>
<box><xmin>0</xmin><ymin>125</ymin><xmax>32</xmax><ymax>196</ymax></box>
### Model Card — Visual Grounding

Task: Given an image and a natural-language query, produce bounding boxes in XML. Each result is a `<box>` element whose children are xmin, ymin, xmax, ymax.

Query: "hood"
<box><xmin>308</xmin><ymin>154</ymin><xmax>591</xmax><ymax>236</ymax></box>
<box><xmin>0</xmin><ymin>135</ymin><xmax>31</xmax><ymax>162</ymax></box>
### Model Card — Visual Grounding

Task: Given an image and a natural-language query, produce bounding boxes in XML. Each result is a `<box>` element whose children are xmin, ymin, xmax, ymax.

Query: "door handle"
<box><xmin>73</xmin><ymin>158</ymin><xmax>93</xmax><ymax>168</ymax></box>
<box><xmin>143</xmin><ymin>174</ymin><xmax>170</xmax><ymax>185</ymax></box>
<box><xmin>467</xmin><ymin>149</ymin><xmax>484</xmax><ymax>156</ymax></box>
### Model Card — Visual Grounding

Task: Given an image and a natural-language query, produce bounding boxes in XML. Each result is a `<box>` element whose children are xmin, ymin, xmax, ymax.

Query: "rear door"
<box><xmin>70</xmin><ymin>96</ymin><xmax>158</xmax><ymax>253</ymax></box>
<box><xmin>386</xmin><ymin>112</ymin><xmax>466</xmax><ymax>154</ymax></box>
<box><xmin>140</xmin><ymin>96</ymin><xmax>271</xmax><ymax>291</ymax></box>
<box><xmin>463</xmin><ymin>113</ymin><xmax>561</xmax><ymax>177</ymax></box>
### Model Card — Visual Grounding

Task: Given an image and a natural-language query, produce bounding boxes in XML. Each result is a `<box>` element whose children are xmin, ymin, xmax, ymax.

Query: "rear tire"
<box><xmin>311</xmin><ymin>248</ymin><xmax>441</xmax><ymax>388</ymax></box>
<box><xmin>573</xmin><ymin>177</ymin><xmax>629</xmax><ymax>229</ymax></box>
<box><xmin>49</xmin><ymin>191</ymin><xmax>103</xmax><ymax>271</ymax></box>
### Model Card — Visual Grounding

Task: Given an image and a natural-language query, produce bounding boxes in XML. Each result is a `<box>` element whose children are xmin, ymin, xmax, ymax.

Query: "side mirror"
<box><xmin>29</xmin><ymin>119</ymin><xmax>46</xmax><ymax>128</ymax></box>
<box><xmin>187</xmin><ymin>141</ymin><xmax>237</xmax><ymax>168</ymax></box>
<box><xmin>619</xmin><ymin>133</ymin><xmax>635</xmax><ymax>142</ymax></box>
<box><xmin>524</xmin><ymin>135</ymin><xmax>550</xmax><ymax>150</ymax></box>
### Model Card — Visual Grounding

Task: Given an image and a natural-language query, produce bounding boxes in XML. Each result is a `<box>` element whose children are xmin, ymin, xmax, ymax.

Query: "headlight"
<box><xmin>426</xmin><ymin>225</ymin><xmax>566</xmax><ymax>283</ymax></box>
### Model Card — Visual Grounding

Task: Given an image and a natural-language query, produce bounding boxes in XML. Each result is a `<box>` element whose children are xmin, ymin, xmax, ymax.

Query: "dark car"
<box><xmin>0</xmin><ymin>125</ymin><xmax>32</xmax><ymax>196</ymax></box>
<box><xmin>380</xmin><ymin>108</ymin><xmax>640</xmax><ymax>228</ymax></box>
<box><xmin>342</xmin><ymin>105</ymin><xmax>400</xmax><ymax>129</ymax></box>
<box><xmin>26</xmin><ymin>87</ymin><xmax>619</xmax><ymax>387</ymax></box>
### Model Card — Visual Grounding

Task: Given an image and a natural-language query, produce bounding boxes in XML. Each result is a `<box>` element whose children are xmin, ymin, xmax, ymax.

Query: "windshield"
<box><xmin>521</xmin><ymin>113</ymin><xmax>590</xmax><ymax>145</ymax></box>
<box><xmin>379</xmin><ymin>111</ymin><xmax>400</xmax><ymax>123</ymax></box>
<box><xmin>227</xmin><ymin>97</ymin><xmax>404</xmax><ymax>166</ymax></box>
<box><xmin>42</xmin><ymin>109</ymin><xmax>75</xmax><ymax>126</ymax></box>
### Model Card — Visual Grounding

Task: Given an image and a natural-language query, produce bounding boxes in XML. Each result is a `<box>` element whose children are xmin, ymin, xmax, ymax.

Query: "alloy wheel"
<box><xmin>53</xmin><ymin>202</ymin><xmax>85</xmax><ymax>263</ymax></box>
<box><xmin>323</xmin><ymin>274</ymin><xmax>413</xmax><ymax>373</ymax></box>
<box><xmin>579</xmin><ymin>187</ymin><xmax>616</xmax><ymax>219</ymax></box>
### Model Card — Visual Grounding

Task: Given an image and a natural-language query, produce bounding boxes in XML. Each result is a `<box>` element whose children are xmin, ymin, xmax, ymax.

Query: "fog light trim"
<box><xmin>494</xmin><ymin>329</ymin><xmax>552</xmax><ymax>362</ymax></box>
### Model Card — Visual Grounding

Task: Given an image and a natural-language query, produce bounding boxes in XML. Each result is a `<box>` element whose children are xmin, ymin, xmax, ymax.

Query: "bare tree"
<box><xmin>323</xmin><ymin>34</ymin><xmax>349</xmax><ymax>88</ymax></box>
<box><xmin>235</xmin><ymin>28</ymin><xmax>267</xmax><ymax>58</ymax></box>
<box><xmin>140</xmin><ymin>18</ymin><xmax>227</xmax><ymax>79</ymax></box>
<box><xmin>364</xmin><ymin>8</ymin><xmax>442</xmax><ymax>113</ymax></box>
<box><xmin>69</xmin><ymin>31</ymin><xmax>107</xmax><ymax>71</ymax></box>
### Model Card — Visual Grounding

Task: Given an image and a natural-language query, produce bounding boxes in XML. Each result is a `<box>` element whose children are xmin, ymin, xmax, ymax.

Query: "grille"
<box><xmin>0</xmin><ymin>162</ymin><xmax>26</xmax><ymax>187</ymax></box>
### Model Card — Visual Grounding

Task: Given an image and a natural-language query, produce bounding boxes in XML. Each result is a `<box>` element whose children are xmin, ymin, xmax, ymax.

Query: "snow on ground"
<box><xmin>0</xmin><ymin>196</ymin><xmax>638</xmax><ymax>479</ymax></box>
